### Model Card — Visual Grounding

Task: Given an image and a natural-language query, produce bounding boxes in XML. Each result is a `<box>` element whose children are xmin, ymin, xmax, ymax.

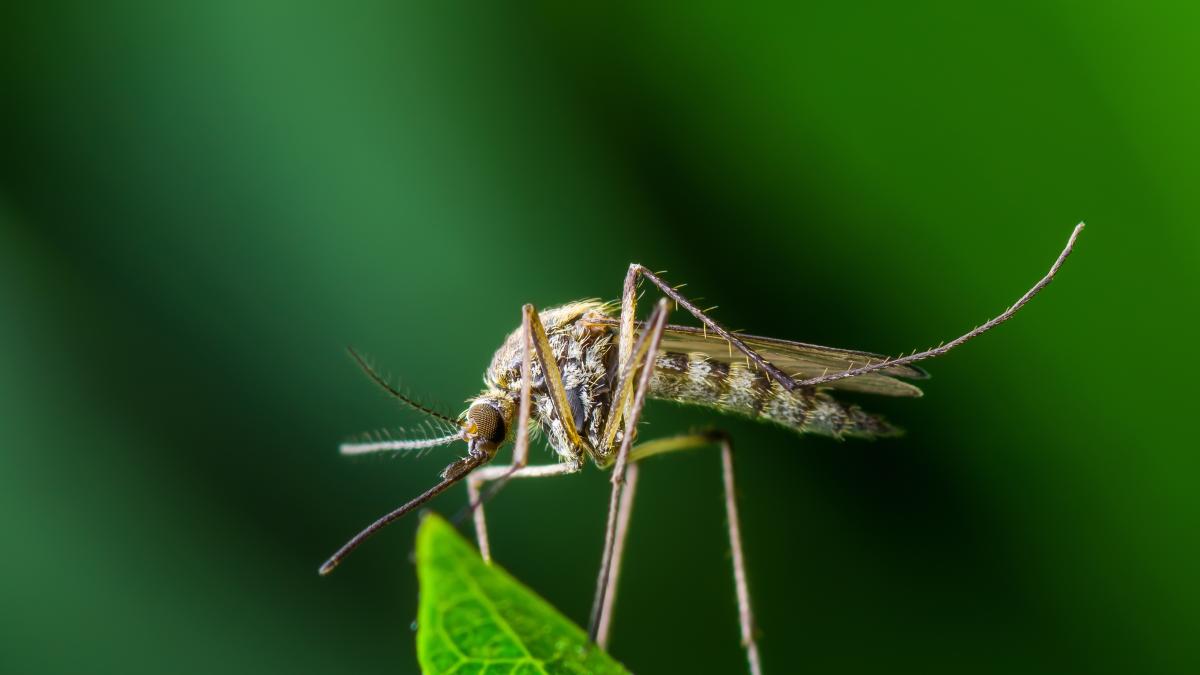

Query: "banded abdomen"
<box><xmin>648</xmin><ymin>351</ymin><xmax>900</xmax><ymax>439</ymax></box>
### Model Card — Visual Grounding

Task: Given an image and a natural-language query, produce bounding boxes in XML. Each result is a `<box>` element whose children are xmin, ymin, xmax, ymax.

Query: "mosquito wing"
<box><xmin>591</xmin><ymin>317</ymin><xmax>927</xmax><ymax>397</ymax></box>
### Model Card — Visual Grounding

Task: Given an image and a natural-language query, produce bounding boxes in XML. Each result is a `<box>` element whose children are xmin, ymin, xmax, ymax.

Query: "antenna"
<box><xmin>347</xmin><ymin>347</ymin><xmax>462</xmax><ymax>426</ymax></box>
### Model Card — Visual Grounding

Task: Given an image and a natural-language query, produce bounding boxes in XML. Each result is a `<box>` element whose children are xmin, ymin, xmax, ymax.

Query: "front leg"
<box><xmin>524</xmin><ymin>303</ymin><xmax>590</xmax><ymax>455</ymax></box>
<box><xmin>465</xmin><ymin>303</ymin><xmax>589</xmax><ymax>559</ymax></box>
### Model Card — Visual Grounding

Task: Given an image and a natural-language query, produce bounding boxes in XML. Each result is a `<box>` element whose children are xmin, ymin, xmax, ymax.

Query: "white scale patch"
<box><xmin>533</xmin><ymin>393</ymin><xmax>575</xmax><ymax>463</ymax></box>
<box><xmin>721</xmin><ymin>364</ymin><xmax>760</xmax><ymax>414</ymax></box>
<box><xmin>806</xmin><ymin>398</ymin><xmax>847</xmax><ymax>436</ymax></box>
<box><xmin>762</xmin><ymin>382</ymin><xmax>806</xmax><ymax>427</ymax></box>
<box><xmin>679</xmin><ymin>353</ymin><xmax>720</xmax><ymax>401</ymax></box>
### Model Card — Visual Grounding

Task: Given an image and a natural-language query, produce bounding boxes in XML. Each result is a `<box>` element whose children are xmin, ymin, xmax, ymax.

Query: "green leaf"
<box><xmin>416</xmin><ymin>513</ymin><xmax>629</xmax><ymax>675</ymax></box>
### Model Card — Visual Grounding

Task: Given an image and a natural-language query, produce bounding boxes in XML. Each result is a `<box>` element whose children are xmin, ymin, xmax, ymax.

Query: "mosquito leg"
<box><xmin>465</xmin><ymin>477</ymin><xmax>492</xmax><ymax>561</ymax></box>
<box><xmin>467</xmin><ymin>304</ymin><xmax>535</xmax><ymax>557</ymax></box>
<box><xmin>626</xmin><ymin>263</ymin><xmax>797</xmax><ymax>391</ymax></box>
<box><xmin>466</xmin><ymin>462</ymin><xmax>578</xmax><ymax>562</ymax></box>
<box><xmin>624</xmin><ymin>431</ymin><xmax>763</xmax><ymax>675</ymax></box>
<box><xmin>589</xmin><ymin>299</ymin><xmax>669</xmax><ymax>640</ymax></box>
<box><xmin>599</xmin><ymin>274</ymin><xmax>681</xmax><ymax>454</ymax></box>
<box><xmin>597</xmin><ymin>263</ymin><xmax>656</xmax><ymax>453</ymax></box>
<box><xmin>594</xmin><ymin>461</ymin><xmax>639</xmax><ymax>650</ymax></box>
<box><xmin>468</xmin><ymin>462</ymin><xmax>581</xmax><ymax>483</ymax></box>
<box><xmin>512</xmin><ymin>304</ymin><xmax>536</xmax><ymax>469</ymax></box>
<box><xmin>468</xmin><ymin>296</ymin><xmax>600</xmax><ymax>554</ymax></box>
<box><xmin>795</xmin><ymin>223</ymin><xmax>1085</xmax><ymax>388</ymax></box>
<box><xmin>524</xmin><ymin>303</ymin><xmax>589</xmax><ymax>453</ymax></box>
<box><xmin>718</xmin><ymin>434</ymin><xmax>762</xmax><ymax>675</ymax></box>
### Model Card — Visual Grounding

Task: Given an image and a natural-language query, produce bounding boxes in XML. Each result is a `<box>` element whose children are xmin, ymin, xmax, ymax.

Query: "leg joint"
<box><xmin>700</xmin><ymin>428</ymin><xmax>732</xmax><ymax>446</ymax></box>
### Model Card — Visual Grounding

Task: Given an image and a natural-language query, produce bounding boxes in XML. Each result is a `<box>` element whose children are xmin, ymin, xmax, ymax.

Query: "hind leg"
<box><xmin>596</xmin><ymin>431</ymin><xmax>763</xmax><ymax>675</ymax></box>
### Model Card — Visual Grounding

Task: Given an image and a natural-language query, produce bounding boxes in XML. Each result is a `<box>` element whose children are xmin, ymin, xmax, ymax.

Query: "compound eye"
<box><xmin>467</xmin><ymin>404</ymin><xmax>505</xmax><ymax>445</ymax></box>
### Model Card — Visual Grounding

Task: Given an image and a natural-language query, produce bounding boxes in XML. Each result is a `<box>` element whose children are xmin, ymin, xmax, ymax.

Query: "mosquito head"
<box><xmin>322</xmin><ymin>383</ymin><xmax>513</xmax><ymax>578</ymax></box>
<box><xmin>462</xmin><ymin>394</ymin><xmax>514</xmax><ymax>452</ymax></box>
<box><xmin>467</xmin><ymin>403</ymin><xmax>505</xmax><ymax>445</ymax></box>
<box><xmin>327</xmin><ymin>345</ymin><xmax>533</xmax><ymax>576</ymax></box>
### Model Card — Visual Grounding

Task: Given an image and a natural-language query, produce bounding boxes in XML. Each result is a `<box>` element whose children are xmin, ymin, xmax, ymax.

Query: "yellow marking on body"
<box><xmin>601</xmin><ymin>309</ymin><xmax>666</xmax><ymax>454</ymax></box>
<box><xmin>527</xmin><ymin>305</ymin><xmax>590</xmax><ymax>453</ymax></box>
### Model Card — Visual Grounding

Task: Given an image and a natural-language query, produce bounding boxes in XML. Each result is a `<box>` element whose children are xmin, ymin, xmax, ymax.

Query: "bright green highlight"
<box><xmin>416</xmin><ymin>514</ymin><xmax>628</xmax><ymax>675</ymax></box>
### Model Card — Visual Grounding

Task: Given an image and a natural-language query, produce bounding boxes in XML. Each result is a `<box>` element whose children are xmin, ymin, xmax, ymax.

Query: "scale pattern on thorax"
<box><xmin>484</xmin><ymin>301</ymin><xmax>619</xmax><ymax>467</ymax></box>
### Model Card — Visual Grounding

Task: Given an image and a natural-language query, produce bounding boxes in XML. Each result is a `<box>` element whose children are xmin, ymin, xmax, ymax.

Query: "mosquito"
<box><xmin>320</xmin><ymin>224</ymin><xmax>1084</xmax><ymax>675</ymax></box>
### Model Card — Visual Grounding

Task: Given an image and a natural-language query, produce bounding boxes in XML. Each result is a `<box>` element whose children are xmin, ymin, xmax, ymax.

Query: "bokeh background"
<box><xmin>3</xmin><ymin>2</ymin><xmax>1197</xmax><ymax>674</ymax></box>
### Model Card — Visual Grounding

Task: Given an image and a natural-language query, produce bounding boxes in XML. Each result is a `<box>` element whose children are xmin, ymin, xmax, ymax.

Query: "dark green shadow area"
<box><xmin>2</xmin><ymin>2</ymin><xmax>1196</xmax><ymax>674</ymax></box>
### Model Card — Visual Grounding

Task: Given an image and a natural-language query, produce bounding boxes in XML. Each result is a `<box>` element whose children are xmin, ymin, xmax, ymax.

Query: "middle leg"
<box><xmin>465</xmin><ymin>302</ymin><xmax>588</xmax><ymax>559</ymax></box>
<box><xmin>589</xmin><ymin>298</ymin><xmax>671</xmax><ymax>637</ymax></box>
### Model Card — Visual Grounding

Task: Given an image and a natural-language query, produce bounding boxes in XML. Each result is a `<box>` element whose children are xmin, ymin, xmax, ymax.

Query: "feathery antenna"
<box><xmin>347</xmin><ymin>346</ymin><xmax>461</xmax><ymax>426</ymax></box>
<box><xmin>339</xmin><ymin>432</ymin><xmax>462</xmax><ymax>455</ymax></box>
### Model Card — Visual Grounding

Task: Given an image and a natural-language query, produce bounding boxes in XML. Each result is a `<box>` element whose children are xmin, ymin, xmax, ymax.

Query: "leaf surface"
<box><xmin>416</xmin><ymin>514</ymin><xmax>629</xmax><ymax>675</ymax></box>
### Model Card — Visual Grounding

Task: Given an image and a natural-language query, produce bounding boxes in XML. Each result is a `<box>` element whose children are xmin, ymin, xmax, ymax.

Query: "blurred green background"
<box><xmin>2</xmin><ymin>2</ymin><xmax>1197</xmax><ymax>673</ymax></box>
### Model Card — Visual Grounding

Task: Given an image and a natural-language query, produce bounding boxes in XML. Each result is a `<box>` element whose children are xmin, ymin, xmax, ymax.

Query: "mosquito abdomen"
<box><xmin>649</xmin><ymin>352</ymin><xmax>900</xmax><ymax>439</ymax></box>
